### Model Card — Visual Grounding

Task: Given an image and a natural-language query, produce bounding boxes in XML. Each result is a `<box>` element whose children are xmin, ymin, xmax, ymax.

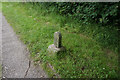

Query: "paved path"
<box><xmin>1</xmin><ymin>12</ymin><xmax>48</xmax><ymax>78</ymax></box>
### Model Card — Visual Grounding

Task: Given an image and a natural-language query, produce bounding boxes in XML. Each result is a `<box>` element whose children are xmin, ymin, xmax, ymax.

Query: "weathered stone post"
<box><xmin>54</xmin><ymin>32</ymin><xmax>62</xmax><ymax>48</ymax></box>
<box><xmin>48</xmin><ymin>31</ymin><xmax>65</xmax><ymax>56</ymax></box>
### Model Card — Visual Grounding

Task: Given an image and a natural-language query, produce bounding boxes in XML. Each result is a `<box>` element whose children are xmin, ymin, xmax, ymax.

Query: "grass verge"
<box><xmin>2</xmin><ymin>2</ymin><xmax>119</xmax><ymax>78</ymax></box>
<box><xmin>0</xmin><ymin>2</ymin><xmax>2</xmax><ymax>12</ymax></box>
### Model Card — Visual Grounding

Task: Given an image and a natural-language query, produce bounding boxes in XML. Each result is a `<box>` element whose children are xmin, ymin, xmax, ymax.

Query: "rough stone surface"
<box><xmin>54</xmin><ymin>32</ymin><xmax>62</xmax><ymax>48</ymax></box>
<box><xmin>48</xmin><ymin>44</ymin><xmax>65</xmax><ymax>54</ymax></box>
<box><xmin>48</xmin><ymin>32</ymin><xmax>65</xmax><ymax>55</ymax></box>
<box><xmin>2</xmin><ymin>12</ymin><xmax>48</xmax><ymax>78</ymax></box>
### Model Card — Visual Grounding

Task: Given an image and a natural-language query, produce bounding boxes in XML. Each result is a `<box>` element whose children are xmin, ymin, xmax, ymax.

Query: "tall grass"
<box><xmin>29</xmin><ymin>3</ymin><xmax>119</xmax><ymax>54</ymax></box>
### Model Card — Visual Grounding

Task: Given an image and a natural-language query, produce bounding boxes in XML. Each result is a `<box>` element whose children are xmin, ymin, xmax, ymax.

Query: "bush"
<box><xmin>36</xmin><ymin>2</ymin><xmax>119</xmax><ymax>26</ymax></box>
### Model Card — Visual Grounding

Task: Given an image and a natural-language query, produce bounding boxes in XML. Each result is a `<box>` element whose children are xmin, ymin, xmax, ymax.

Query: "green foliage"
<box><xmin>31</xmin><ymin>2</ymin><xmax>119</xmax><ymax>53</ymax></box>
<box><xmin>38</xmin><ymin>2</ymin><xmax>119</xmax><ymax>25</ymax></box>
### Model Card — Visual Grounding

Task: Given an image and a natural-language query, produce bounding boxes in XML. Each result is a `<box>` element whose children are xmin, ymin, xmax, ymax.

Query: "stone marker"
<box><xmin>48</xmin><ymin>32</ymin><xmax>65</xmax><ymax>56</ymax></box>
<box><xmin>54</xmin><ymin>32</ymin><xmax>62</xmax><ymax>48</ymax></box>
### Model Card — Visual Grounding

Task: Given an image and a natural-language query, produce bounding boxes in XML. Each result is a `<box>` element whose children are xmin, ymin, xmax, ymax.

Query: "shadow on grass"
<box><xmin>56</xmin><ymin>48</ymin><xmax>73</xmax><ymax>60</ymax></box>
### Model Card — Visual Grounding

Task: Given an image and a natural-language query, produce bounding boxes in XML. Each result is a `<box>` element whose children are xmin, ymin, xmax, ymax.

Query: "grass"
<box><xmin>0</xmin><ymin>2</ymin><xmax>2</xmax><ymax>11</ymax></box>
<box><xmin>2</xmin><ymin>2</ymin><xmax>119</xmax><ymax>78</ymax></box>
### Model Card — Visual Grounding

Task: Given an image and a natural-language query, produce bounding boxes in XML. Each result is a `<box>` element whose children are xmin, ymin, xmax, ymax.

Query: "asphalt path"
<box><xmin>1</xmin><ymin>12</ymin><xmax>48</xmax><ymax>78</ymax></box>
